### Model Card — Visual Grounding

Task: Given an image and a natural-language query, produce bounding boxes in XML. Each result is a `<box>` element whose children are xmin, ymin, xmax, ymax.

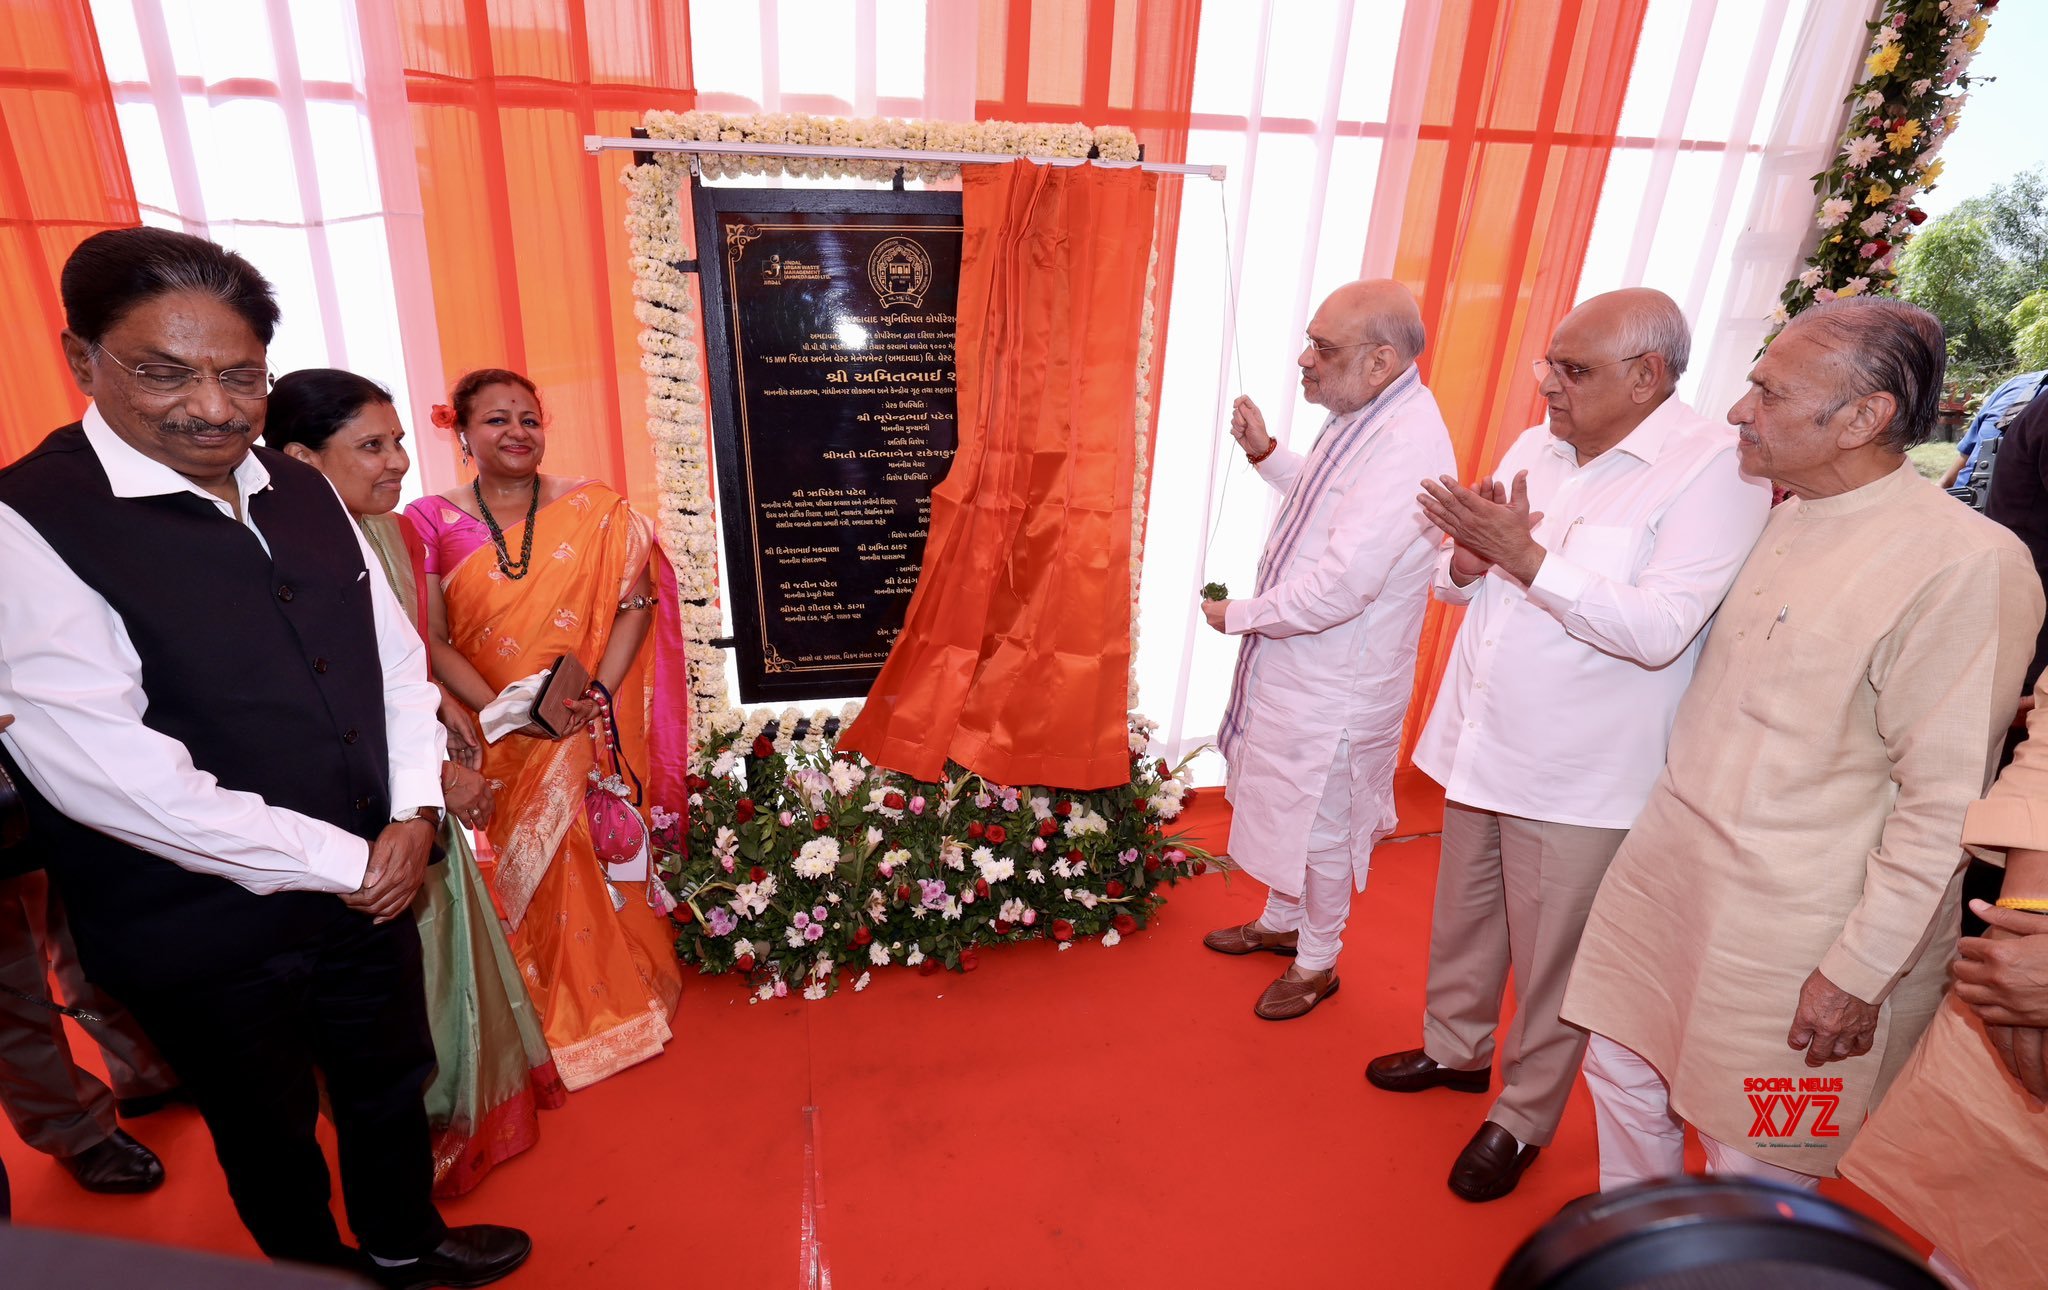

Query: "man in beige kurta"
<box><xmin>1562</xmin><ymin>297</ymin><xmax>2045</xmax><ymax>1188</ymax></box>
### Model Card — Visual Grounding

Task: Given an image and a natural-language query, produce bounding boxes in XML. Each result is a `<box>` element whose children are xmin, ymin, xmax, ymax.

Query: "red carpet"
<box><xmin>2</xmin><ymin>784</ymin><xmax>1924</xmax><ymax>1287</ymax></box>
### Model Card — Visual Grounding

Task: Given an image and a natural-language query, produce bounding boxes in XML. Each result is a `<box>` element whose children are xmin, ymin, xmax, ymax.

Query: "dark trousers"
<box><xmin>0</xmin><ymin>872</ymin><xmax>176</xmax><ymax>1157</ymax></box>
<box><xmin>116</xmin><ymin>911</ymin><xmax>445</xmax><ymax>1268</ymax></box>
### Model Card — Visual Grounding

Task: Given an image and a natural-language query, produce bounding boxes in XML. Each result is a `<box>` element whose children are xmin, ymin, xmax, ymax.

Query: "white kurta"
<box><xmin>1219</xmin><ymin>374</ymin><xmax>1455</xmax><ymax>897</ymax></box>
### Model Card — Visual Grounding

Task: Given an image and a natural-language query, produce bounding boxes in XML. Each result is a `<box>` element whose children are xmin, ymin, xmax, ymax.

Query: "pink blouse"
<box><xmin>403</xmin><ymin>496</ymin><xmax>493</xmax><ymax>577</ymax></box>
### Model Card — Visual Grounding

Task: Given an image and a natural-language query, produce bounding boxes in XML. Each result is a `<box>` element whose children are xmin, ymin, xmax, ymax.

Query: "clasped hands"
<box><xmin>1417</xmin><ymin>470</ymin><xmax>1547</xmax><ymax>587</ymax></box>
<box><xmin>1953</xmin><ymin>901</ymin><xmax>2048</xmax><ymax>1101</ymax></box>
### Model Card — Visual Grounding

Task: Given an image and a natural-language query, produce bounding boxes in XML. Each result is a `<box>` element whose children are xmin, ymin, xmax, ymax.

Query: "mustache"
<box><xmin>157</xmin><ymin>417</ymin><xmax>255</xmax><ymax>438</ymax></box>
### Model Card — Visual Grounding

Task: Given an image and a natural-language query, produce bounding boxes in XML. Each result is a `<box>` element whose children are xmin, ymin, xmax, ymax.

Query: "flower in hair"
<box><xmin>429</xmin><ymin>403</ymin><xmax>457</xmax><ymax>430</ymax></box>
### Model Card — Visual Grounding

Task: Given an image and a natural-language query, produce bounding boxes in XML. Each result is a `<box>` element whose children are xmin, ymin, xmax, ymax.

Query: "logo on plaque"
<box><xmin>868</xmin><ymin>237</ymin><xmax>932</xmax><ymax>309</ymax></box>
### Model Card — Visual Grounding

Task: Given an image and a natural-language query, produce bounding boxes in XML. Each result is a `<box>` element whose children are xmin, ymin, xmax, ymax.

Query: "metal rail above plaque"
<box><xmin>691</xmin><ymin>182</ymin><xmax>963</xmax><ymax>703</ymax></box>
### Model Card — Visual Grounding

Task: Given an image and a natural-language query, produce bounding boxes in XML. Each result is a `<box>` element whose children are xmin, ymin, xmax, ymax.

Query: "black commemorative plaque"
<box><xmin>692</xmin><ymin>182</ymin><xmax>963</xmax><ymax>703</ymax></box>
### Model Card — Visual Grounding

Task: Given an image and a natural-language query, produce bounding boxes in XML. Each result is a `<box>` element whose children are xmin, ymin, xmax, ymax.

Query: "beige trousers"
<box><xmin>1420</xmin><ymin>802</ymin><xmax>1627</xmax><ymax>1147</ymax></box>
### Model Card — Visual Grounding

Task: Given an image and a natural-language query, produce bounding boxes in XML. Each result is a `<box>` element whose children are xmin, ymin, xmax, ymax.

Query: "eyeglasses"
<box><xmin>95</xmin><ymin>347</ymin><xmax>273</xmax><ymax>399</ymax></box>
<box><xmin>1531</xmin><ymin>352</ymin><xmax>1649</xmax><ymax>387</ymax></box>
<box><xmin>1304</xmin><ymin>335</ymin><xmax>1387</xmax><ymax>357</ymax></box>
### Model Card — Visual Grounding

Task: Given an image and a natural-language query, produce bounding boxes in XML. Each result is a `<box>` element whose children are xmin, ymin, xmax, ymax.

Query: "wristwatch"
<box><xmin>392</xmin><ymin>806</ymin><xmax>444</xmax><ymax>828</ymax></box>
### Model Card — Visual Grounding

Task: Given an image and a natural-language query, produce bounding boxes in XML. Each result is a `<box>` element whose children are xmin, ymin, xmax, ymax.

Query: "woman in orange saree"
<box><xmin>406</xmin><ymin>369</ymin><xmax>684</xmax><ymax>1091</ymax></box>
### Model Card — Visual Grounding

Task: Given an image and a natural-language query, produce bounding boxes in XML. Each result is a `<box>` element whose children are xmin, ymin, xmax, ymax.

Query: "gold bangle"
<box><xmin>1993</xmin><ymin>897</ymin><xmax>2048</xmax><ymax>913</ymax></box>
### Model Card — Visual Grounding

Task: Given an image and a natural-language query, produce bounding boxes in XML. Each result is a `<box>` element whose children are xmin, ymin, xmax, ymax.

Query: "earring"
<box><xmin>460</xmin><ymin>438</ymin><xmax>471</xmax><ymax>460</ymax></box>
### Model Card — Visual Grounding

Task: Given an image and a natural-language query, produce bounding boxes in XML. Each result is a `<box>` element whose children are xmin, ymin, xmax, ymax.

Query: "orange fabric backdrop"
<box><xmin>0</xmin><ymin>0</ymin><xmax>136</xmax><ymax>462</ymax></box>
<box><xmin>839</xmin><ymin>163</ymin><xmax>1157</xmax><ymax>788</ymax></box>
<box><xmin>975</xmin><ymin>0</ymin><xmax>1201</xmax><ymax>447</ymax></box>
<box><xmin>1393</xmin><ymin>0</ymin><xmax>1651</xmax><ymax>764</ymax></box>
<box><xmin>393</xmin><ymin>0</ymin><xmax>696</xmax><ymax>514</ymax></box>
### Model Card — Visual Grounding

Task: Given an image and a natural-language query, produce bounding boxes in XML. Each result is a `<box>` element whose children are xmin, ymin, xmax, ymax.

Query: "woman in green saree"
<box><xmin>264</xmin><ymin>368</ymin><xmax>565</xmax><ymax>1197</ymax></box>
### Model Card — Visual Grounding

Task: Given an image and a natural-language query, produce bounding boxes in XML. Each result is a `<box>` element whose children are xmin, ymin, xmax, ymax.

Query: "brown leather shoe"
<box><xmin>1202</xmin><ymin>920</ymin><xmax>1299</xmax><ymax>957</ymax></box>
<box><xmin>1253</xmin><ymin>966</ymin><xmax>1339</xmax><ymax>1020</ymax></box>
<box><xmin>1365</xmin><ymin>1047</ymin><xmax>1491</xmax><ymax>1094</ymax></box>
<box><xmin>58</xmin><ymin>1128</ymin><xmax>164</xmax><ymax>1194</ymax></box>
<box><xmin>1448</xmin><ymin>1121</ymin><xmax>1540</xmax><ymax>1202</ymax></box>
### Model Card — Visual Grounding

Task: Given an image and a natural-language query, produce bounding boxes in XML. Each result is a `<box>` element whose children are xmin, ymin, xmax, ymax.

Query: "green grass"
<box><xmin>1908</xmin><ymin>441</ymin><xmax>1960</xmax><ymax>482</ymax></box>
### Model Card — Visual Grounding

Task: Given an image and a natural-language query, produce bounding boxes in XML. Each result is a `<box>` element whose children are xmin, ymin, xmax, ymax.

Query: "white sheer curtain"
<box><xmin>88</xmin><ymin>0</ymin><xmax>444</xmax><ymax>501</ymax></box>
<box><xmin>1575</xmin><ymin>0</ymin><xmax>1879</xmax><ymax>420</ymax></box>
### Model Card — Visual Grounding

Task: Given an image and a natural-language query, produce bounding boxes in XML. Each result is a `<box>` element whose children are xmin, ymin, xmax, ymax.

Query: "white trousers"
<box><xmin>1255</xmin><ymin>741</ymin><xmax>1357</xmax><ymax>972</ymax></box>
<box><xmin>1582</xmin><ymin>1034</ymin><xmax>1821</xmax><ymax>1193</ymax></box>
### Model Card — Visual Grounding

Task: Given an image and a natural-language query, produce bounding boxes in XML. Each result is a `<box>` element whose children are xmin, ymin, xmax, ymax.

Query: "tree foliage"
<box><xmin>1898</xmin><ymin>167</ymin><xmax>2048</xmax><ymax>388</ymax></box>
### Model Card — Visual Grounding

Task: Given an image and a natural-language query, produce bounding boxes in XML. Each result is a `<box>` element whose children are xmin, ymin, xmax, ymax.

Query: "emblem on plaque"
<box><xmin>867</xmin><ymin>236</ymin><xmax>932</xmax><ymax>309</ymax></box>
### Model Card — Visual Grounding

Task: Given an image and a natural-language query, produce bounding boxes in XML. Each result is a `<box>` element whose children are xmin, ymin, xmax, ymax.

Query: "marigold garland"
<box><xmin>1772</xmin><ymin>0</ymin><xmax>1996</xmax><ymax>329</ymax></box>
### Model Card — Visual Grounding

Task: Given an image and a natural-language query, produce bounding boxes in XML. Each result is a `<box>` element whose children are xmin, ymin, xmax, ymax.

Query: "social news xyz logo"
<box><xmin>1742</xmin><ymin>1076</ymin><xmax>1845</xmax><ymax>1138</ymax></box>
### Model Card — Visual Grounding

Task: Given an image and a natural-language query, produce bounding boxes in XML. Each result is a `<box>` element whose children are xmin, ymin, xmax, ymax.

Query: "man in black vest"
<box><xmin>0</xmin><ymin>228</ymin><xmax>528</xmax><ymax>1287</ymax></box>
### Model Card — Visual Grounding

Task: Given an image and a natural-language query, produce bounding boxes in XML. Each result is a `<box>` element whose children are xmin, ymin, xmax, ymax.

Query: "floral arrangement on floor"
<box><xmin>1772</xmin><ymin>0</ymin><xmax>1997</xmax><ymax>327</ymax></box>
<box><xmin>621</xmin><ymin>110</ymin><xmax>1165</xmax><ymax>745</ymax></box>
<box><xmin>654</xmin><ymin>706</ymin><xmax>1212</xmax><ymax>998</ymax></box>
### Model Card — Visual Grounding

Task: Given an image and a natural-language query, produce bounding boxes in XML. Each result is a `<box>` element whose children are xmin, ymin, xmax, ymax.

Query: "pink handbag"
<box><xmin>584</xmin><ymin>681</ymin><xmax>647</xmax><ymax>866</ymax></box>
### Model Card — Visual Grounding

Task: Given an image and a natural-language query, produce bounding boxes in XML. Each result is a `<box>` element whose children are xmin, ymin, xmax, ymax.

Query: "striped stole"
<box><xmin>1216</xmin><ymin>366</ymin><xmax>1423</xmax><ymax>763</ymax></box>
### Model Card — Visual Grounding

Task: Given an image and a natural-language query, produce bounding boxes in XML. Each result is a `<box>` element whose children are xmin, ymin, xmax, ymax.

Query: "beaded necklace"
<box><xmin>471</xmin><ymin>476</ymin><xmax>539</xmax><ymax>580</ymax></box>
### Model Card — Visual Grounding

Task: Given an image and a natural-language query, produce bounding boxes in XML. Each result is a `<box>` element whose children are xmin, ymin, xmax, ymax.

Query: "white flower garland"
<box><xmin>623</xmin><ymin>111</ymin><xmax>1156</xmax><ymax>760</ymax></box>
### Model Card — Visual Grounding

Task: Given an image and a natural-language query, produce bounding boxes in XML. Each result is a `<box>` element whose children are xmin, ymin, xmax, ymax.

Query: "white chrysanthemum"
<box><xmin>793</xmin><ymin>837</ymin><xmax>841</xmax><ymax>879</ymax></box>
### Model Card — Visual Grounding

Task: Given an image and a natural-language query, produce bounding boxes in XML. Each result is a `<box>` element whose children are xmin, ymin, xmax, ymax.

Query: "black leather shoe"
<box><xmin>58</xmin><ymin>1128</ymin><xmax>165</xmax><ymax>1194</ymax></box>
<box><xmin>116</xmin><ymin>1086</ymin><xmax>194</xmax><ymax>1119</ymax></box>
<box><xmin>1448</xmin><ymin>1121</ymin><xmax>1541</xmax><ymax>1202</ymax></box>
<box><xmin>1365</xmin><ymin>1047</ymin><xmax>1491</xmax><ymax>1094</ymax></box>
<box><xmin>372</xmin><ymin>1225</ymin><xmax>532</xmax><ymax>1289</ymax></box>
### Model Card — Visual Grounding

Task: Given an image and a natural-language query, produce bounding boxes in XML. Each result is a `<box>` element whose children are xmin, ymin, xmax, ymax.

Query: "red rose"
<box><xmin>685</xmin><ymin>773</ymin><xmax>709</xmax><ymax>792</ymax></box>
<box><xmin>1907</xmin><ymin>207</ymin><xmax>1928</xmax><ymax>225</ymax></box>
<box><xmin>883</xmin><ymin>790</ymin><xmax>906</xmax><ymax>810</ymax></box>
<box><xmin>967</xmin><ymin>821</ymin><xmax>985</xmax><ymax>839</ymax></box>
<box><xmin>1113</xmin><ymin>913</ymin><xmax>1137</xmax><ymax>935</ymax></box>
<box><xmin>1066</xmin><ymin>850</ymin><xmax>1083</xmax><ymax>865</ymax></box>
<box><xmin>853</xmin><ymin>925</ymin><xmax>873</xmax><ymax>946</ymax></box>
<box><xmin>985</xmin><ymin>824</ymin><xmax>1007</xmax><ymax>845</ymax></box>
<box><xmin>974</xmin><ymin>878</ymin><xmax>990</xmax><ymax>898</ymax></box>
<box><xmin>1105</xmin><ymin>880</ymin><xmax>1125</xmax><ymax>898</ymax></box>
<box><xmin>1157</xmin><ymin>758</ymin><xmax>1170</xmax><ymax>776</ymax></box>
<box><xmin>1052</xmin><ymin>918</ymin><xmax>1074</xmax><ymax>942</ymax></box>
<box><xmin>1870</xmin><ymin>240</ymin><xmax>1891</xmax><ymax>259</ymax></box>
<box><xmin>674</xmin><ymin>903</ymin><xmax>695</xmax><ymax>924</ymax></box>
<box><xmin>752</xmin><ymin>735</ymin><xmax>774</xmax><ymax>758</ymax></box>
<box><xmin>1143</xmin><ymin>853</ymin><xmax>1161</xmax><ymax>873</ymax></box>
<box><xmin>959</xmin><ymin>948</ymin><xmax>980</xmax><ymax>972</ymax></box>
<box><xmin>812</xmin><ymin>813</ymin><xmax>831</xmax><ymax>832</ymax></box>
<box><xmin>1192</xmin><ymin>859</ymin><xmax>1208</xmax><ymax>876</ymax></box>
<box><xmin>896</xmin><ymin>883</ymin><xmax>915</xmax><ymax>902</ymax></box>
<box><xmin>1053</xmin><ymin>799</ymin><xmax>1073</xmax><ymax>817</ymax></box>
<box><xmin>1038</xmin><ymin>818</ymin><xmax>1057</xmax><ymax>837</ymax></box>
<box><xmin>918</xmin><ymin>957</ymin><xmax>942</xmax><ymax>976</ymax></box>
<box><xmin>1132</xmin><ymin>797</ymin><xmax>1148</xmax><ymax>812</ymax></box>
<box><xmin>735</xmin><ymin>953</ymin><xmax>756</xmax><ymax>972</ymax></box>
<box><xmin>736</xmin><ymin>798</ymin><xmax>756</xmax><ymax>823</ymax></box>
<box><xmin>750</xmin><ymin>866</ymin><xmax>767</xmax><ymax>883</ymax></box>
<box><xmin>993</xmin><ymin>919</ymin><xmax>1013</xmax><ymax>935</ymax></box>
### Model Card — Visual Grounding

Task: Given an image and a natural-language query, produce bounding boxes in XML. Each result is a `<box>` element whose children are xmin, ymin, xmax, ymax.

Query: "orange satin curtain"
<box><xmin>974</xmin><ymin>0</ymin><xmax>1201</xmax><ymax>442</ymax></box>
<box><xmin>1393</xmin><ymin>0</ymin><xmax>1651</xmax><ymax>764</ymax></box>
<box><xmin>0</xmin><ymin>0</ymin><xmax>136</xmax><ymax>463</ymax></box>
<box><xmin>392</xmin><ymin>0</ymin><xmax>696</xmax><ymax>514</ymax></box>
<box><xmin>839</xmin><ymin>163</ymin><xmax>1157</xmax><ymax>789</ymax></box>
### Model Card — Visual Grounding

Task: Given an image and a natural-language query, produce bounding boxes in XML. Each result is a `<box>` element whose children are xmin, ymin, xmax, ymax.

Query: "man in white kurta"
<box><xmin>1201</xmin><ymin>280</ymin><xmax>1455</xmax><ymax>1021</ymax></box>
<box><xmin>1369</xmin><ymin>289</ymin><xmax>1771</xmax><ymax>1203</ymax></box>
<box><xmin>1563</xmin><ymin>297</ymin><xmax>2044</xmax><ymax>1193</ymax></box>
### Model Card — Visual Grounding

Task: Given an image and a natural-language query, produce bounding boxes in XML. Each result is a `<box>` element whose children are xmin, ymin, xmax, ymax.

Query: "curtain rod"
<box><xmin>583</xmin><ymin>134</ymin><xmax>1226</xmax><ymax>181</ymax></box>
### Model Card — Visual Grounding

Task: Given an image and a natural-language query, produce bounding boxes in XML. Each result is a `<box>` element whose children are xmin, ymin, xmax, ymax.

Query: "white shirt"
<box><xmin>1412</xmin><ymin>395</ymin><xmax>1771</xmax><ymax>828</ymax></box>
<box><xmin>0</xmin><ymin>406</ymin><xmax>446</xmax><ymax>895</ymax></box>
